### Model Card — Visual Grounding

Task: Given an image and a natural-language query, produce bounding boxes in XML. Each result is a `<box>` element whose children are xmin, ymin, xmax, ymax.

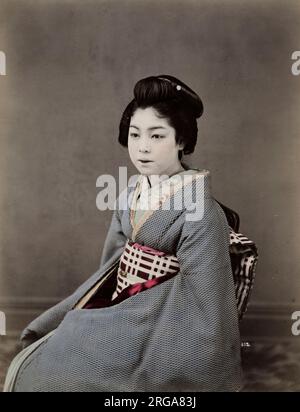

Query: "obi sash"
<box><xmin>83</xmin><ymin>240</ymin><xmax>179</xmax><ymax>309</ymax></box>
<box><xmin>83</xmin><ymin>231</ymin><xmax>258</xmax><ymax>320</ymax></box>
<box><xmin>111</xmin><ymin>240</ymin><xmax>180</xmax><ymax>300</ymax></box>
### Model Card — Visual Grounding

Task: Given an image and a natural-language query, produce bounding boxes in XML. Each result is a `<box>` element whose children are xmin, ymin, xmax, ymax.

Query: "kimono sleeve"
<box><xmin>176</xmin><ymin>197</ymin><xmax>240</xmax><ymax>336</ymax></box>
<box><xmin>20</xmin><ymin>294</ymin><xmax>78</xmax><ymax>348</ymax></box>
<box><xmin>99</xmin><ymin>207</ymin><xmax>127</xmax><ymax>268</ymax></box>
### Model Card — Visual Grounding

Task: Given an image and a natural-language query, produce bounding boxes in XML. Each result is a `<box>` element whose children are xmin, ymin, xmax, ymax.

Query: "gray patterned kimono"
<box><xmin>7</xmin><ymin>169</ymin><xmax>243</xmax><ymax>392</ymax></box>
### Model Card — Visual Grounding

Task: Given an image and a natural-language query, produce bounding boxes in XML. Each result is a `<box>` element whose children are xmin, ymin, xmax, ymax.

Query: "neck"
<box><xmin>145</xmin><ymin>163</ymin><xmax>185</xmax><ymax>188</ymax></box>
<box><xmin>167</xmin><ymin>162</ymin><xmax>185</xmax><ymax>178</ymax></box>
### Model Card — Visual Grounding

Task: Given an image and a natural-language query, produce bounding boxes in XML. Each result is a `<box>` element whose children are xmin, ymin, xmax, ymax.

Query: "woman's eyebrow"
<box><xmin>129</xmin><ymin>125</ymin><xmax>167</xmax><ymax>130</ymax></box>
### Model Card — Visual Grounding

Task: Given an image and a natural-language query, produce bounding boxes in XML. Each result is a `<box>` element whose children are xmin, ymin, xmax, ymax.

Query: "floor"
<box><xmin>1</xmin><ymin>337</ymin><xmax>300</xmax><ymax>392</ymax></box>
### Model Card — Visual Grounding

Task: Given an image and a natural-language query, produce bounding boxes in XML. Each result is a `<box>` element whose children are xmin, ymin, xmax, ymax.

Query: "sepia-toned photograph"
<box><xmin>0</xmin><ymin>0</ymin><xmax>300</xmax><ymax>393</ymax></box>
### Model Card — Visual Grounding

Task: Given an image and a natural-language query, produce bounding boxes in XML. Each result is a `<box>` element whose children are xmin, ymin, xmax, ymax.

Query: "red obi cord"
<box><xmin>83</xmin><ymin>242</ymin><xmax>179</xmax><ymax>309</ymax></box>
<box><xmin>83</xmin><ymin>270</ymin><xmax>176</xmax><ymax>309</ymax></box>
<box><xmin>131</xmin><ymin>242</ymin><xmax>166</xmax><ymax>256</ymax></box>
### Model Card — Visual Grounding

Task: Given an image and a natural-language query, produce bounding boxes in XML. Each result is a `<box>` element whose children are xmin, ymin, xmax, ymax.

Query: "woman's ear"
<box><xmin>176</xmin><ymin>137</ymin><xmax>185</xmax><ymax>151</ymax></box>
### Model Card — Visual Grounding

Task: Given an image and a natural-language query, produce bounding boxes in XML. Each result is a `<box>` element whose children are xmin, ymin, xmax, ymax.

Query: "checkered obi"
<box><xmin>111</xmin><ymin>239</ymin><xmax>180</xmax><ymax>300</ymax></box>
<box><xmin>111</xmin><ymin>230</ymin><xmax>258</xmax><ymax>320</ymax></box>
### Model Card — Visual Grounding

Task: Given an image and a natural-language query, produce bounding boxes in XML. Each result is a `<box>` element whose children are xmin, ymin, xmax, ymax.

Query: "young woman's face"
<box><xmin>128</xmin><ymin>107</ymin><xmax>184</xmax><ymax>176</ymax></box>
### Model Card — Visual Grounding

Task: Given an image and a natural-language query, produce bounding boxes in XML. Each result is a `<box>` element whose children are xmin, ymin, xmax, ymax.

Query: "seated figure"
<box><xmin>4</xmin><ymin>75</ymin><xmax>258</xmax><ymax>392</ymax></box>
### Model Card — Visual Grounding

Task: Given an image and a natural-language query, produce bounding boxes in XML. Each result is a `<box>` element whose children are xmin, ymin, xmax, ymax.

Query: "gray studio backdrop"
<box><xmin>0</xmin><ymin>0</ymin><xmax>300</xmax><ymax>340</ymax></box>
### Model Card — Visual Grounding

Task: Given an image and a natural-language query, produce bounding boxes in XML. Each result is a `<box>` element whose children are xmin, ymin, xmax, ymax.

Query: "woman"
<box><xmin>4</xmin><ymin>75</ymin><xmax>243</xmax><ymax>392</ymax></box>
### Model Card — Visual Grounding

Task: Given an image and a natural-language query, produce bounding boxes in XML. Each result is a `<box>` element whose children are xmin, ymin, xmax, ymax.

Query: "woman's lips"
<box><xmin>138</xmin><ymin>160</ymin><xmax>153</xmax><ymax>164</ymax></box>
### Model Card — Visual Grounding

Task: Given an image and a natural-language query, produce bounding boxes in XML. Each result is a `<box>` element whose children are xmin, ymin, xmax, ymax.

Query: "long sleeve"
<box><xmin>175</xmin><ymin>196</ymin><xmax>242</xmax><ymax>389</ymax></box>
<box><xmin>20</xmin><ymin>294</ymin><xmax>78</xmax><ymax>348</ymax></box>
<box><xmin>177</xmin><ymin>197</ymin><xmax>237</xmax><ymax>318</ymax></box>
<box><xmin>99</xmin><ymin>208</ymin><xmax>127</xmax><ymax>268</ymax></box>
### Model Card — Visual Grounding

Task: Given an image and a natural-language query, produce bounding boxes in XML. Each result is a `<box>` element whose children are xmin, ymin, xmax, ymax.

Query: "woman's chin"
<box><xmin>135</xmin><ymin>162</ymin><xmax>156</xmax><ymax>174</ymax></box>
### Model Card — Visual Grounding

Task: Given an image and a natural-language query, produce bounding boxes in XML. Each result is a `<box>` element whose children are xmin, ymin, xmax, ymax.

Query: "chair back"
<box><xmin>215</xmin><ymin>199</ymin><xmax>258</xmax><ymax>320</ymax></box>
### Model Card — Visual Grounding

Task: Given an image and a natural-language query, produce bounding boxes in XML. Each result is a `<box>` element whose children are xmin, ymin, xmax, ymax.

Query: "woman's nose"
<box><xmin>138</xmin><ymin>137</ymin><xmax>151</xmax><ymax>153</ymax></box>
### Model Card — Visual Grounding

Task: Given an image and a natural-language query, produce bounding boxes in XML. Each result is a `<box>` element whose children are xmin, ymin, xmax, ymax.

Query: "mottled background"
<box><xmin>0</xmin><ymin>0</ymin><xmax>300</xmax><ymax>348</ymax></box>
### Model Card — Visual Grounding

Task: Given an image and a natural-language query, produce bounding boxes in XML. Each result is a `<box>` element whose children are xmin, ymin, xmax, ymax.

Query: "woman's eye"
<box><xmin>129</xmin><ymin>133</ymin><xmax>139</xmax><ymax>139</ymax></box>
<box><xmin>152</xmin><ymin>135</ymin><xmax>165</xmax><ymax>139</ymax></box>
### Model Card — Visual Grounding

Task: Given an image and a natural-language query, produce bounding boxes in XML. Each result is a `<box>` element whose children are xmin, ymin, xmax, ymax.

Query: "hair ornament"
<box><xmin>157</xmin><ymin>76</ymin><xmax>197</xmax><ymax>102</ymax></box>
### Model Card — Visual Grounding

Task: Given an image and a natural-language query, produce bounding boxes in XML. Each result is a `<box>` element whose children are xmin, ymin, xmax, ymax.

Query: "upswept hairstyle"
<box><xmin>118</xmin><ymin>75</ymin><xmax>204</xmax><ymax>160</ymax></box>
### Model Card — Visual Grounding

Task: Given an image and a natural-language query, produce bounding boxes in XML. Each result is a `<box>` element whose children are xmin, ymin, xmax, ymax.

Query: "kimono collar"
<box><xmin>139</xmin><ymin>174</ymin><xmax>169</xmax><ymax>193</ymax></box>
<box><xmin>139</xmin><ymin>168</ymin><xmax>209</xmax><ymax>195</ymax></box>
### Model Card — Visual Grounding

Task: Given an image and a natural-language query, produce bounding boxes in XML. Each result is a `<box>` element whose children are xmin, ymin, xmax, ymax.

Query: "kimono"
<box><xmin>4</xmin><ymin>168</ymin><xmax>243</xmax><ymax>392</ymax></box>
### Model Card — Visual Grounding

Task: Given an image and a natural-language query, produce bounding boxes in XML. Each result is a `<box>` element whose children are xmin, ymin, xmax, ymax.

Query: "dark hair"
<box><xmin>118</xmin><ymin>75</ymin><xmax>204</xmax><ymax>160</ymax></box>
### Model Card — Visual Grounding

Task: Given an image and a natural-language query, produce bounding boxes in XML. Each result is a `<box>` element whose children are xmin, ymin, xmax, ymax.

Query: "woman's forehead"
<box><xmin>130</xmin><ymin>107</ymin><xmax>171</xmax><ymax>128</ymax></box>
